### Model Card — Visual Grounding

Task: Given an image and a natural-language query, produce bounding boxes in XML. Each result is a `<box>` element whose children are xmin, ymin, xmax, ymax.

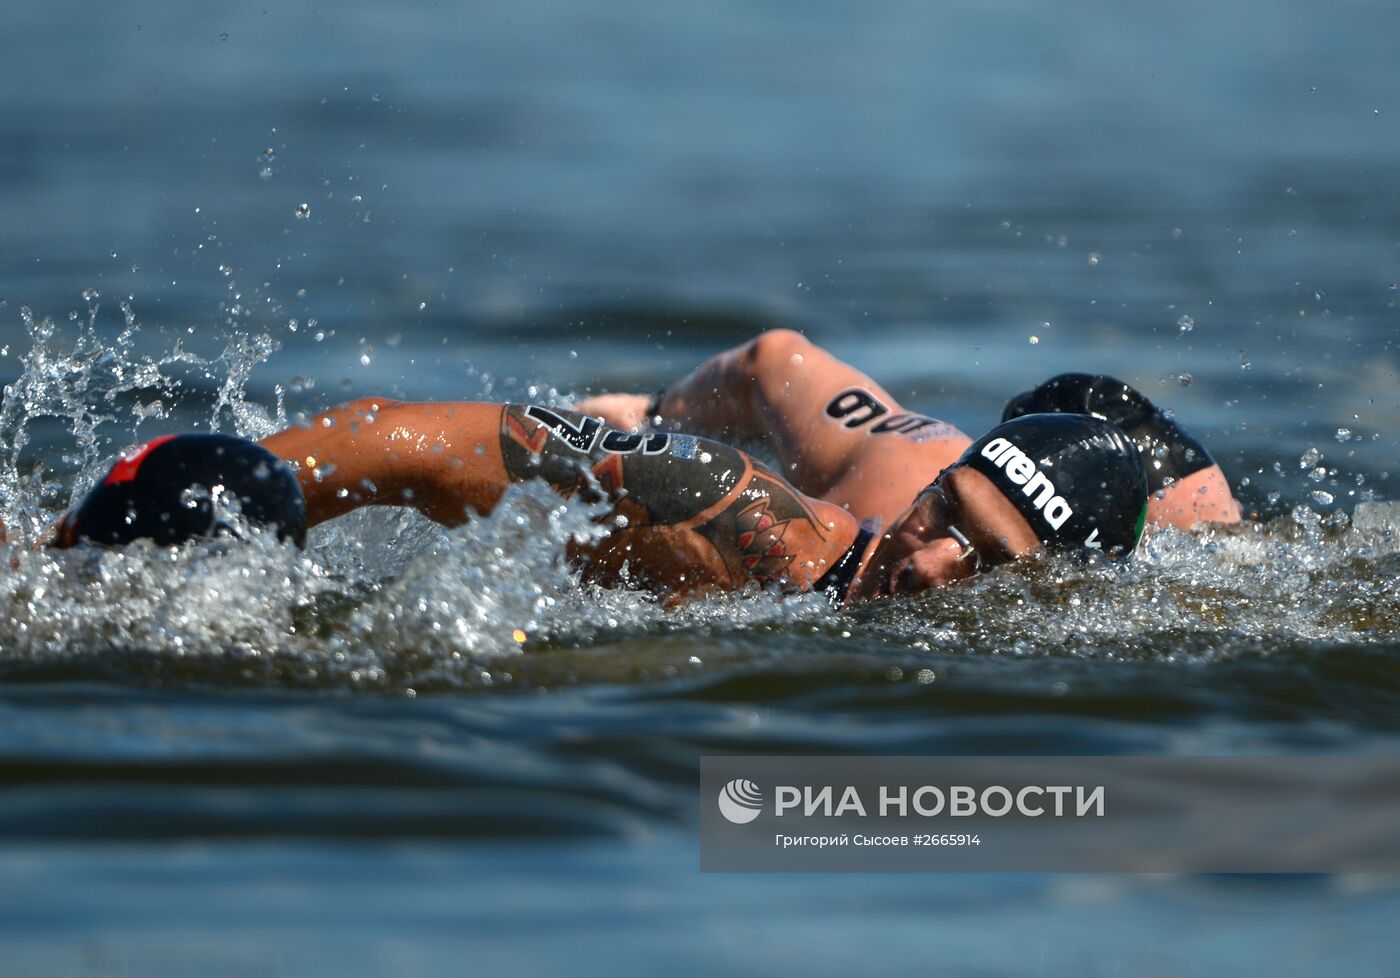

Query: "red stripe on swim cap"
<box><xmin>103</xmin><ymin>435</ymin><xmax>179</xmax><ymax>486</ymax></box>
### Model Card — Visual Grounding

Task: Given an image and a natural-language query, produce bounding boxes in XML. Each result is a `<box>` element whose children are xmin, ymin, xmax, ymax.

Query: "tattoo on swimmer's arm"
<box><xmin>825</xmin><ymin>388</ymin><xmax>961</xmax><ymax>442</ymax></box>
<box><xmin>497</xmin><ymin>404</ymin><xmax>832</xmax><ymax>587</ymax></box>
<box><xmin>693</xmin><ymin>469</ymin><xmax>830</xmax><ymax>586</ymax></box>
<box><xmin>497</xmin><ymin>404</ymin><xmax>746</xmax><ymax>524</ymax></box>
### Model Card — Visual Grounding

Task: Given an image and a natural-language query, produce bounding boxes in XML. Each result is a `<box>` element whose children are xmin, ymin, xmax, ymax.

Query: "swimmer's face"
<box><xmin>854</xmin><ymin>466</ymin><xmax>1042</xmax><ymax>599</ymax></box>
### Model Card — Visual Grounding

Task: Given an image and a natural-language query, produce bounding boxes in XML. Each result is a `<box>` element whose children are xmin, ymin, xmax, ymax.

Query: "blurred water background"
<box><xmin>2</xmin><ymin>1</ymin><xmax>1400</xmax><ymax>975</ymax></box>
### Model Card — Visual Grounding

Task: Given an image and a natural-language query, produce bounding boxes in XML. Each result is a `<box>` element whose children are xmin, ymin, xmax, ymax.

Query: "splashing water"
<box><xmin>0</xmin><ymin>298</ymin><xmax>284</xmax><ymax>539</ymax></box>
<box><xmin>1</xmin><ymin>302</ymin><xmax>1398</xmax><ymax>695</ymax></box>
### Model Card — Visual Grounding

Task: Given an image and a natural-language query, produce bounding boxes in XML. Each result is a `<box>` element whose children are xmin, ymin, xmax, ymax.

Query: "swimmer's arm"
<box><xmin>260</xmin><ymin>399</ymin><xmax>861</xmax><ymax>596</ymax></box>
<box><xmin>258</xmin><ymin>398</ymin><xmax>500</xmax><ymax>526</ymax></box>
<box><xmin>576</xmin><ymin>329</ymin><xmax>949</xmax><ymax>495</ymax></box>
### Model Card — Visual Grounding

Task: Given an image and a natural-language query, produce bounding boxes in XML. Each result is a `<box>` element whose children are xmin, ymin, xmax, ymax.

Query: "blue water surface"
<box><xmin>2</xmin><ymin>2</ymin><xmax>1399</xmax><ymax>975</ymax></box>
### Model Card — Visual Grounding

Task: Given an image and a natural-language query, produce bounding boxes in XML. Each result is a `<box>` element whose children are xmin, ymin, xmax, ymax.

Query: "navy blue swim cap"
<box><xmin>57</xmin><ymin>433</ymin><xmax>306</xmax><ymax>548</ymax></box>
<box><xmin>954</xmin><ymin>414</ymin><xmax>1148</xmax><ymax>558</ymax></box>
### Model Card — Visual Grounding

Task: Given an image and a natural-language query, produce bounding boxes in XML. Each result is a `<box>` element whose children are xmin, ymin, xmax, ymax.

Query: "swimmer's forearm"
<box><xmin>260</xmin><ymin>400</ymin><xmax>514</xmax><ymax>527</ymax></box>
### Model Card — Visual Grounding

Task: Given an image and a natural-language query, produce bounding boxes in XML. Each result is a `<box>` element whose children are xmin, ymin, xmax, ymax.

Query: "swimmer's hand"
<box><xmin>571</xmin><ymin>392</ymin><xmax>652</xmax><ymax>432</ymax></box>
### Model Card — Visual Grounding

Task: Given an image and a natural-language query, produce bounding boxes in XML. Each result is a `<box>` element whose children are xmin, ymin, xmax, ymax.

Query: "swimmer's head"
<box><xmin>853</xmin><ymin>414</ymin><xmax>1148</xmax><ymax>599</ymax></box>
<box><xmin>954</xmin><ymin>414</ymin><xmax>1148</xmax><ymax>557</ymax></box>
<box><xmin>54</xmin><ymin>433</ymin><xmax>306</xmax><ymax>548</ymax></box>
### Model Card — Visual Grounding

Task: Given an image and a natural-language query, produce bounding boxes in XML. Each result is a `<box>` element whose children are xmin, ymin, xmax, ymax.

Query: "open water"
<box><xmin>2</xmin><ymin>2</ymin><xmax>1399</xmax><ymax>975</ymax></box>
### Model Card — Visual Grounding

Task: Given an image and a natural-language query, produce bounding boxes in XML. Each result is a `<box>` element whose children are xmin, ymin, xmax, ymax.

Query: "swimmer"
<box><xmin>51</xmin><ymin>392</ymin><xmax>1150</xmax><ymax>604</ymax></box>
<box><xmin>575</xmin><ymin>329</ymin><xmax>1242</xmax><ymax>533</ymax></box>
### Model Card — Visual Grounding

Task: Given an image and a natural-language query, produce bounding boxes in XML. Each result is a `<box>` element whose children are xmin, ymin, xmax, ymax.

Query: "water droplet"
<box><xmin>1028</xmin><ymin>335</ymin><xmax>1039</xmax><ymax>345</ymax></box>
<box><xmin>1311</xmin><ymin>490</ymin><xmax>1334</xmax><ymax>506</ymax></box>
<box><xmin>1334</xmin><ymin>427</ymin><xmax>1352</xmax><ymax>442</ymax></box>
<box><xmin>1299</xmin><ymin>447</ymin><xmax>1322</xmax><ymax>469</ymax></box>
<box><xmin>294</xmin><ymin>203</ymin><xmax>311</xmax><ymax>219</ymax></box>
<box><xmin>1177</xmin><ymin>314</ymin><xmax>1194</xmax><ymax>333</ymax></box>
<box><xmin>418</xmin><ymin>301</ymin><xmax>427</xmax><ymax>311</ymax></box>
<box><xmin>1175</xmin><ymin>372</ymin><xmax>1192</xmax><ymax>386</ymax></box>
<box><xmin>1087</xmin><ymin>252</ymin><xmax>1102</xmax><ymax>266</ymax></box>
<box><xmin>81</xmin><ymin>287</ymin><xmax>100</xmax><ymax>302</ymax></box>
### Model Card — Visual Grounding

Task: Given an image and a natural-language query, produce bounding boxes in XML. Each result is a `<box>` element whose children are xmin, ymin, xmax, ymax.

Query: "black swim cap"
<box><xmin>1002</xmin><ymin>373</ymin><xmax>1214</xmax><ymax>494</ymax></box>
<box><xmin>58</xmin><ymin>433</ymin><xmax>306</xmax><ymax>548</ymax></box>
<box><xmin>954</xmin><ymin>414</ymin><xmax>1148</xmax><ymax>557</ymax></box>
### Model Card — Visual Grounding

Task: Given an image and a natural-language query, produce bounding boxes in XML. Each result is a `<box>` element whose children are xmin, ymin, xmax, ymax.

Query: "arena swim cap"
<box><xmin>1002</xmin><ymin>373</ymin><xmax>1214</xmax><ymax>494</ymax></box>
<box><xmin>57</xmin><ymin>433</ymin><xmax>306</xmax><ymax>548</ymax></box>
<box><xmin>953</xmin><ymin>413</ymin><xmax>1148</xmax><ymax>557</ymax></box>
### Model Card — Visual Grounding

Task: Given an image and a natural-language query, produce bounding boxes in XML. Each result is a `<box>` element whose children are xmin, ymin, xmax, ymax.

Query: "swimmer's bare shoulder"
<box><xmin>576</xmin><ymin>328</ymin><xmax>972</xmax><ymax>525</ymax></box>
<box><xmin>260</xmin><ymin>399</ymin><xmax>862</xmax><ymax>600</ymax></box>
